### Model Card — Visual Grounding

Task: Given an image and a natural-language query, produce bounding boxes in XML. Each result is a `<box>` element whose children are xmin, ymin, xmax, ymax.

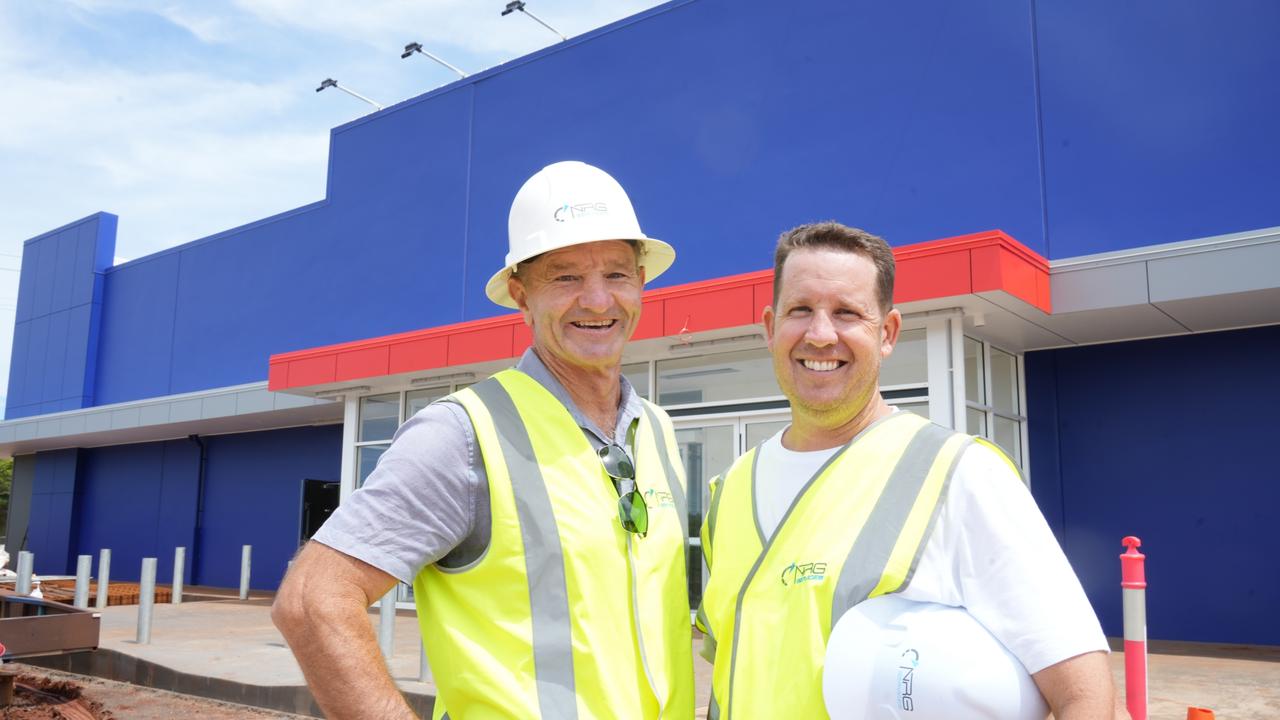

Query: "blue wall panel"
<box><xmin>31</xmin><ymin>236</ymin><xmax>56</xmax><ymax>321</ymax></box>
<box><xmin>6</xmin><ymin>214</ymin><xmax>114</xmax><ymax>419</ymax></box>
<box><xmin>157</xmin><ymin>440</ymin><xmax>200</xmax><ymax>584</ymax></box>
<box><xmin>26</xmin><ymin>450</ymin><xmax>80</xmax><ymax>575</ymax></box>
<box><xmin>23</xmin><ymin>316</ymin><xmax>49</xmax><ymax>414</ymax></box>
<box><xmin>7</xmin><ymin>321</ymin><xmax>30</xmax><ymax>411</ymax></box>
<box><xmin>41</xmin><ymin>310</ymin><xmax>69</xmax><ymax>405</ymax></box>
<box><xmin>1027</xmin><ymin>325</ymin><xmax>1280</xmax><ymax>645</ymax></box>
<box><xmin>195</xmin><ymin>425</ymin><xmax>341</xmax><ymax>589</ymax></box>
<box><xmin>49</xmin><ymin>231</ymin><xmax>76</xmax><ymax>313</ymax></box>
<box><xmin>74</xmin><ymin>443</ymin><xmax>166</xmax><ymax>582</ymax></box>
<box><xmin>93</xmin><ymin>253</ymin><xmax>180</xmax><ymax>405</ymax></box>
<box><xmin>73</xmin><ymin>439</ymin><xmax>201</xmax><ymax>585</ymax></box>
<box><xmin>1036</xmin><ymin>0</ymin><xmax>1280</xmax><ymax>258</ymax></box>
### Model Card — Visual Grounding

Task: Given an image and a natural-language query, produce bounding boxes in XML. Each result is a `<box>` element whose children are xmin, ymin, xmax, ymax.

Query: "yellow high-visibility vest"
<box><xmin>700</xmin><ymin>412</ymin><xmax>971</xmax><ymax>719</ymax></box>
<box><xmin>414</xmin><ymin>369</ymin><xmax>695</xmax><ymax>719</ymax></box>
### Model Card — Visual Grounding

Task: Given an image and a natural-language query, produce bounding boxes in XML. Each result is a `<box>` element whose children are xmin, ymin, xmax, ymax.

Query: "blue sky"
<box><xmin>0</xmin><ymin>0</ymin><xmax>666</xmax><ymax>414</ymax></box>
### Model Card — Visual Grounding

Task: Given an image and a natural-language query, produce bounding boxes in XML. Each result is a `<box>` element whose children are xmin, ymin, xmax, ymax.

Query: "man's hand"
<box><xmin>272</xmin><ymin>542</ymin><xmax>418</xmax><ymax>720</ymax></box>
<box><xmin>1032</xmin><ymin>650</ymin><xmax>1126</xmax><ymax>719</ymax></box>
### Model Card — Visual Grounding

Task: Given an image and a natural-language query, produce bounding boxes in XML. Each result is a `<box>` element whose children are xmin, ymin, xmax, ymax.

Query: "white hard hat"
<box><xmin>485</xmin><ymin>161</ymin><xmax>676</xmax><ymax>308</ymax></box>
<box><xmin>823</xmin><ymin>595</ymin><xmax>1049</xmax><ymax>720</ymax></box>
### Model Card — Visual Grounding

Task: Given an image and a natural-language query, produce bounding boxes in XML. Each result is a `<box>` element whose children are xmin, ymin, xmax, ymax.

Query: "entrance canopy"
<box><xmin>269</xmin><ymin>230</ymin><xmax>1053</xmax><ymax>397</ymax></box>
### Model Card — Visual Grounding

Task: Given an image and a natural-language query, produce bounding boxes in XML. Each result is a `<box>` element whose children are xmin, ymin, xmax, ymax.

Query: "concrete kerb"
<box><xmin>26</xmin><ymin>596</ymin><xmax>437</xmax><ymax>718</ymax></box>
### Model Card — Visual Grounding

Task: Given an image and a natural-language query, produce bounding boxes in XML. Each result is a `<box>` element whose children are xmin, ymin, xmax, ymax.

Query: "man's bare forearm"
<box><xmin>272</xmin><ymin>542</ymin><xmax>416</xmax><ymax>720</ymax></box>
<box><xmin>1033</xmin><ymin>650</ymin><xmax>1121</xmax><ymax>719</ymax></box>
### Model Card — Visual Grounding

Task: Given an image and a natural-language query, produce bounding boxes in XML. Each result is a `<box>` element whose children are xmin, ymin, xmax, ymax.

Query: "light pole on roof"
<box><xmin>315</xmin><ymin>78</ymin><xmax>385</xmax><ymax>112</ymax></box>
<box><xmin>501</xmin><ymin>1</ymin><xmax>567</xmax><ymax>42</ymax></box>
<box><xmin>401</xmin><ymin>42</ymin><xmax>468</xmax><ymax>79</ymax></box>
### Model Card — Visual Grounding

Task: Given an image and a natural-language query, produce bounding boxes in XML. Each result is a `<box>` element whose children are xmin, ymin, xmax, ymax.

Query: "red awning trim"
<box><xmin>268</xmin><ymin>229</ymin><xmax>1049</xmax><ymax>391</ymax></box>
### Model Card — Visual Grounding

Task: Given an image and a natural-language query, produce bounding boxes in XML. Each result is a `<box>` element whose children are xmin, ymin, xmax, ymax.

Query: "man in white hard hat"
<box><xmin>274</xmin><ymin>161</ymin><xmax>695</xmax><ymax>719</ymax></box>
<box><xmin>697</xmin><ymin>222</ymin><xmax>1117</xmax><ymax>719</ymax></box>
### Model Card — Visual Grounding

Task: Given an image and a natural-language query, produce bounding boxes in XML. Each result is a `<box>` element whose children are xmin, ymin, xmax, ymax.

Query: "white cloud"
<box><xmin>0</xmin><ymin>0</ymin><xmax>667</xmax><ymax>413</ymax></box>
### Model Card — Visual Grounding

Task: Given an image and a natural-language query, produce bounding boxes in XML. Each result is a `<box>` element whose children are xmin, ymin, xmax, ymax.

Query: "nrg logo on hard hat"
<box><xmin>780</xmin><ymin>561</ymin><xmax>828</xmax><ymax>587</ymax></box>
<box><xmin>897</xmin><ymin>648</ymin><xmax>920</xmax><ymax>711</ymax></box>
<box><xmin>553</xmin><ymin>201</ymin><xmax>609</xmax><ymax>222</ymax></box>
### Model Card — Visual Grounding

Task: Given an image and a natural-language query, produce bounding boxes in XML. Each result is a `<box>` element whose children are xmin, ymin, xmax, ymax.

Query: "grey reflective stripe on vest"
<box><xmin>829</xmin><ymin>423</ymin><xmax>963</xmax><ymax>624</ymax></box>
<box><xmin>641</xmin><ymin>402</ymin><xmax>688</xmax><ymax>541</ymax></box>
<box><xmin>708</xmin><ymin>692</ymin><xmax>721</xmax><ymax>720</ymax></box>
<box><xmin>706</xmin><ymin>472</ymin><xmax>726</xmax><ymax>556</ymax></box>
<box><xmin>470</xmin><ymin>379</ymin><xmax>578</xmax><ymax>719</ymax></box>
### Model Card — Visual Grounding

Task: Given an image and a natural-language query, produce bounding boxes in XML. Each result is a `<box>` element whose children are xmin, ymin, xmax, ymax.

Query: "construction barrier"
<box><xmin>1121</xmin><ymin>536</ymin><xmax>1148</xmax><ymax>720</ymax></box>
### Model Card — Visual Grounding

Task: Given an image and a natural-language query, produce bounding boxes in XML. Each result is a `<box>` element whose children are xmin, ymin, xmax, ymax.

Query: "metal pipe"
<box><xmin>522</xmin><ymin>7</ymin><xmax>568</xmax><ymax>41</ymax></box>
<box><xmin>137</xmin><ymin>557</ymin><xmax>157</xmax><ymax>644</ymax></box>
<box><xmin>172</xmin><ymin>547</ymin><xmax>185</xmax><ymax>605</ymax></box>
<box><xmin>74</xmin><ymin>555</ymin><xmax>92</xmax><ymax>608</ymax></box>
<box><xmin>188</xmin><ymin>435</ymin><xmax>207</xmax><ymax>586</ymax></box>
<box><xmin>96</xmin><ymin>549</ymin><xmax>111</xmax><ymax>609</ymax></box>
<box><xmin>379</xmin><ymin>586</ymin><xmax>396</xmax><ymax>659</ymax></box>
<box><xmin>240</xmin><ymin>545</ymin><xmax>252</xmax><ymax>600</ymax></box>
<box><xmin>1120</xmin><ymin>536</ymin><xmax>1148</xmax><ymax>720</ymax></box>
<box><xmin>15</xmin><ymin>551</ymin><xmax>33</xmax><ymax>595</ymax></box>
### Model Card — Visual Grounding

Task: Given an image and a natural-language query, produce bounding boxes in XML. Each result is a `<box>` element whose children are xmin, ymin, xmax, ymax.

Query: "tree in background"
<box><xmin>0</xmin><ymin>457</ymin><xmax>10</xmax><ymax>541</ymax></box>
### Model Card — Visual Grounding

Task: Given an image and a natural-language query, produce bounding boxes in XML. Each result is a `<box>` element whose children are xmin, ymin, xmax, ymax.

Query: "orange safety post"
<box><xmin>1120</xmin><ymin>536</ymin><xmax>1148</xmax><ymax>720</ymax></box>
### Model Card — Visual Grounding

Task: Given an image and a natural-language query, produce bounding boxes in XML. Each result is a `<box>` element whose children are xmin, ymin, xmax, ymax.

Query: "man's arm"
<box><xmin>1032</xmin><ymin>650</ymin><xmax>1125</xmax><ymax>719</ymax></box>
<box><xmin>272</xmin><ymin>541</ymin><xmax>416</xmax><ymax>720</ymax></box>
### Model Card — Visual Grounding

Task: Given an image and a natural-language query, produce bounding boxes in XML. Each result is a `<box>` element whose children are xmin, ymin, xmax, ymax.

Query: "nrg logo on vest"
<box><xmin>779</xmin><ymin>561</ymin><xmax>828</xmax><ymax>586</ymax></box>
<box><xmin>644</xmin><ymin>487</ymin><xmax>675</xmax><ymax>509</ymax></box>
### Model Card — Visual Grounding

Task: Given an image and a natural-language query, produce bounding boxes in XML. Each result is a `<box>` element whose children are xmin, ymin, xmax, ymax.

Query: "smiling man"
<box><xmin>696</xmin><ymin>222</ymin><xmax>1117</xmax><ymax>719</ymax></box>
<box><xmin>273</xmin><ymin>161</ymin><xmax>694</xmax><ymax>719</ymax></box>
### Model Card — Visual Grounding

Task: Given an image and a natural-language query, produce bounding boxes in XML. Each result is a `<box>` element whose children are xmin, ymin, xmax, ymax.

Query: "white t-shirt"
<box><xmin>753</xmin><ymin>425</ymin><xmax>1108</xmax><ymax>674</ymax></box>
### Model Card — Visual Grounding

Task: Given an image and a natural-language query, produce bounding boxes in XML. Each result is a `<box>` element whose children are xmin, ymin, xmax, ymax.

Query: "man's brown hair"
<box><xmin>772</xmin><ymin>222</ymin><xmax>895</xmax><ymax>312</ymax></box>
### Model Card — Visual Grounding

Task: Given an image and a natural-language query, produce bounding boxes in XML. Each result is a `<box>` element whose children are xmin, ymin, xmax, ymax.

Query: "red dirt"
<box><xmin>4</xmin><ymin>666</ymin><xmax>307</xmax><ymax>720</ymax></box>
<box><xmin>1</xmin><ymin>673</ymin><xmax>112</xmax><ymax>719</ymax></box>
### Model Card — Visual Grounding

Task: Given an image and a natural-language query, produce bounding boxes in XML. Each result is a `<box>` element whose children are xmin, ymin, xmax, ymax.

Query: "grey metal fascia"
<box><xmin>0</xmin><ymin>382</ymin><xmax>338</xmax><ymax>451</ymax></box>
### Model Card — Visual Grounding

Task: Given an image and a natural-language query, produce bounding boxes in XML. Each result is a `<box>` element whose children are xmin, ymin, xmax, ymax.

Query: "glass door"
<box><xmin>673</xmin><ymin>410</ymin><xmax>791</xmax><ymax>611</ymax></box>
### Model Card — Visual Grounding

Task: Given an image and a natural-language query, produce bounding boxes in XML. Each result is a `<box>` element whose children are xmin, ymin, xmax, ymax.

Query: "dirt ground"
<box><xmin>2</xmin><ymin>665</ymin><xmax>307</xmax><ymax>720</ymax></box>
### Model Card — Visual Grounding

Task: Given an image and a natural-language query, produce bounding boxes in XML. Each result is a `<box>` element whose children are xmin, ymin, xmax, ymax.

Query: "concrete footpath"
<box><xmin>25</xmin><ymin>593</ymin><xmax>1280</xmax><ymax>719</ymax></box>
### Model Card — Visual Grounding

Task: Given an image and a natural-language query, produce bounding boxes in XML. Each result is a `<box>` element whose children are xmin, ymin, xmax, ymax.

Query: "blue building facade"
<box><xmin>4</xmin><ymin>0</ymin><xmax>1278</xmax><ymax>646</ymax></box>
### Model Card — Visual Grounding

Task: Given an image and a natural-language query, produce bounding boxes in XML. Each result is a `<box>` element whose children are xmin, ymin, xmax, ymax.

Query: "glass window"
<box><xmin>993</xmin><ymin>415</ymin><xmax>1023</xmax><ymax>467</ymax></box>
<box><xmin>964</xmin><ymin>337</ymin><xmax>984</xmax><ymax>404</ymax></box>
<box><xmin>657</xmin><ymin>349</ymin><xmax>779</xmax><ymax>406</ymax></box>
<box><xmin>357</xmin><ymin>445</ymin><xmax>389</xmax><ymax>487</ymax></box>
<box><xmin>359</xmin><ymin>394</ymin><xmax>400</xmax><ymax>442</ymax></box>
<box><xmin>622</xmin><ymin>362</ymin><xmax>650</xmax><ymax>401</ymax></box>
<box><xmin>881</xmin><ymin>329</ymin><xmax>928</xmax><ymax>387</ymax></box>
<box><xmin>990</xmin><ymin>348</ymin><xmax>1019</xmax><ymax>415</ymax></box>
<box><xmin>745</xmin><ymin>419</ymin><xmax>789</xmax><ymax>449</ymax></box>
<box><xmin>966</xmin><ymin>407</ymin><xmax>987</xmax><ymax>436</ymax></box>
<box><xmin>406</xmin><ymin>386</ymin><xmax>451</xmax><ymax>418</ymax></box>
<box><xmin>895</xmin><ymin>401</ymin><xmax>930</xmax><ymax>419</ymax></box>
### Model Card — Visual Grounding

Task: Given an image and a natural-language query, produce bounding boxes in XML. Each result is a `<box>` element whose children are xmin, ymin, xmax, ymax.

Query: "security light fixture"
<box><xmin>315</xmin><ymin>78</ymin><xmax>385</xmax><ymax>111</ymax></box>
<box><xmin>668</xmin><ymin>333</ymin><xmax>765</xmax><ymax>354</ymax></box>
<box><xmin>401</xmin><ymin>42</ymin><xmax>468</xmax><ymax>79</ymax></box>
<box><xmin>501</xmin><ymin>1</ymin><xmax>567</xmax><ymax>42</ymax></box>
<box><xmin>314</xmin><ymin>384</ymin><xmax>373</xmax><ymax>399</ymax></box>
<box><xmin>410</xmin><ymin>371</ymin><xmax>476</xmax><ymax>387</ymax></box>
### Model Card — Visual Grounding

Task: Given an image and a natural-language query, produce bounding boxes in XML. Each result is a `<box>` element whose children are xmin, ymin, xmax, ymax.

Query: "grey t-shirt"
<box><xmin>312</xmin><ymin>348</ymin><xmax>644</xmax><ymax>584</ymax></box>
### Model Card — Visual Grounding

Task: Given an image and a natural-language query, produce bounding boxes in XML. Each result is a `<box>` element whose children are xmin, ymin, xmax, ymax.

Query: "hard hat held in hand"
<box><xmin>485</xmin><ymin>161</ymin><xmax>676</xmax><ymax>308</ymax></box>
<box><xmin>823</xmin><ymin>594</ymin><xmax>1049</xmax><ymax>720</ymax></box>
